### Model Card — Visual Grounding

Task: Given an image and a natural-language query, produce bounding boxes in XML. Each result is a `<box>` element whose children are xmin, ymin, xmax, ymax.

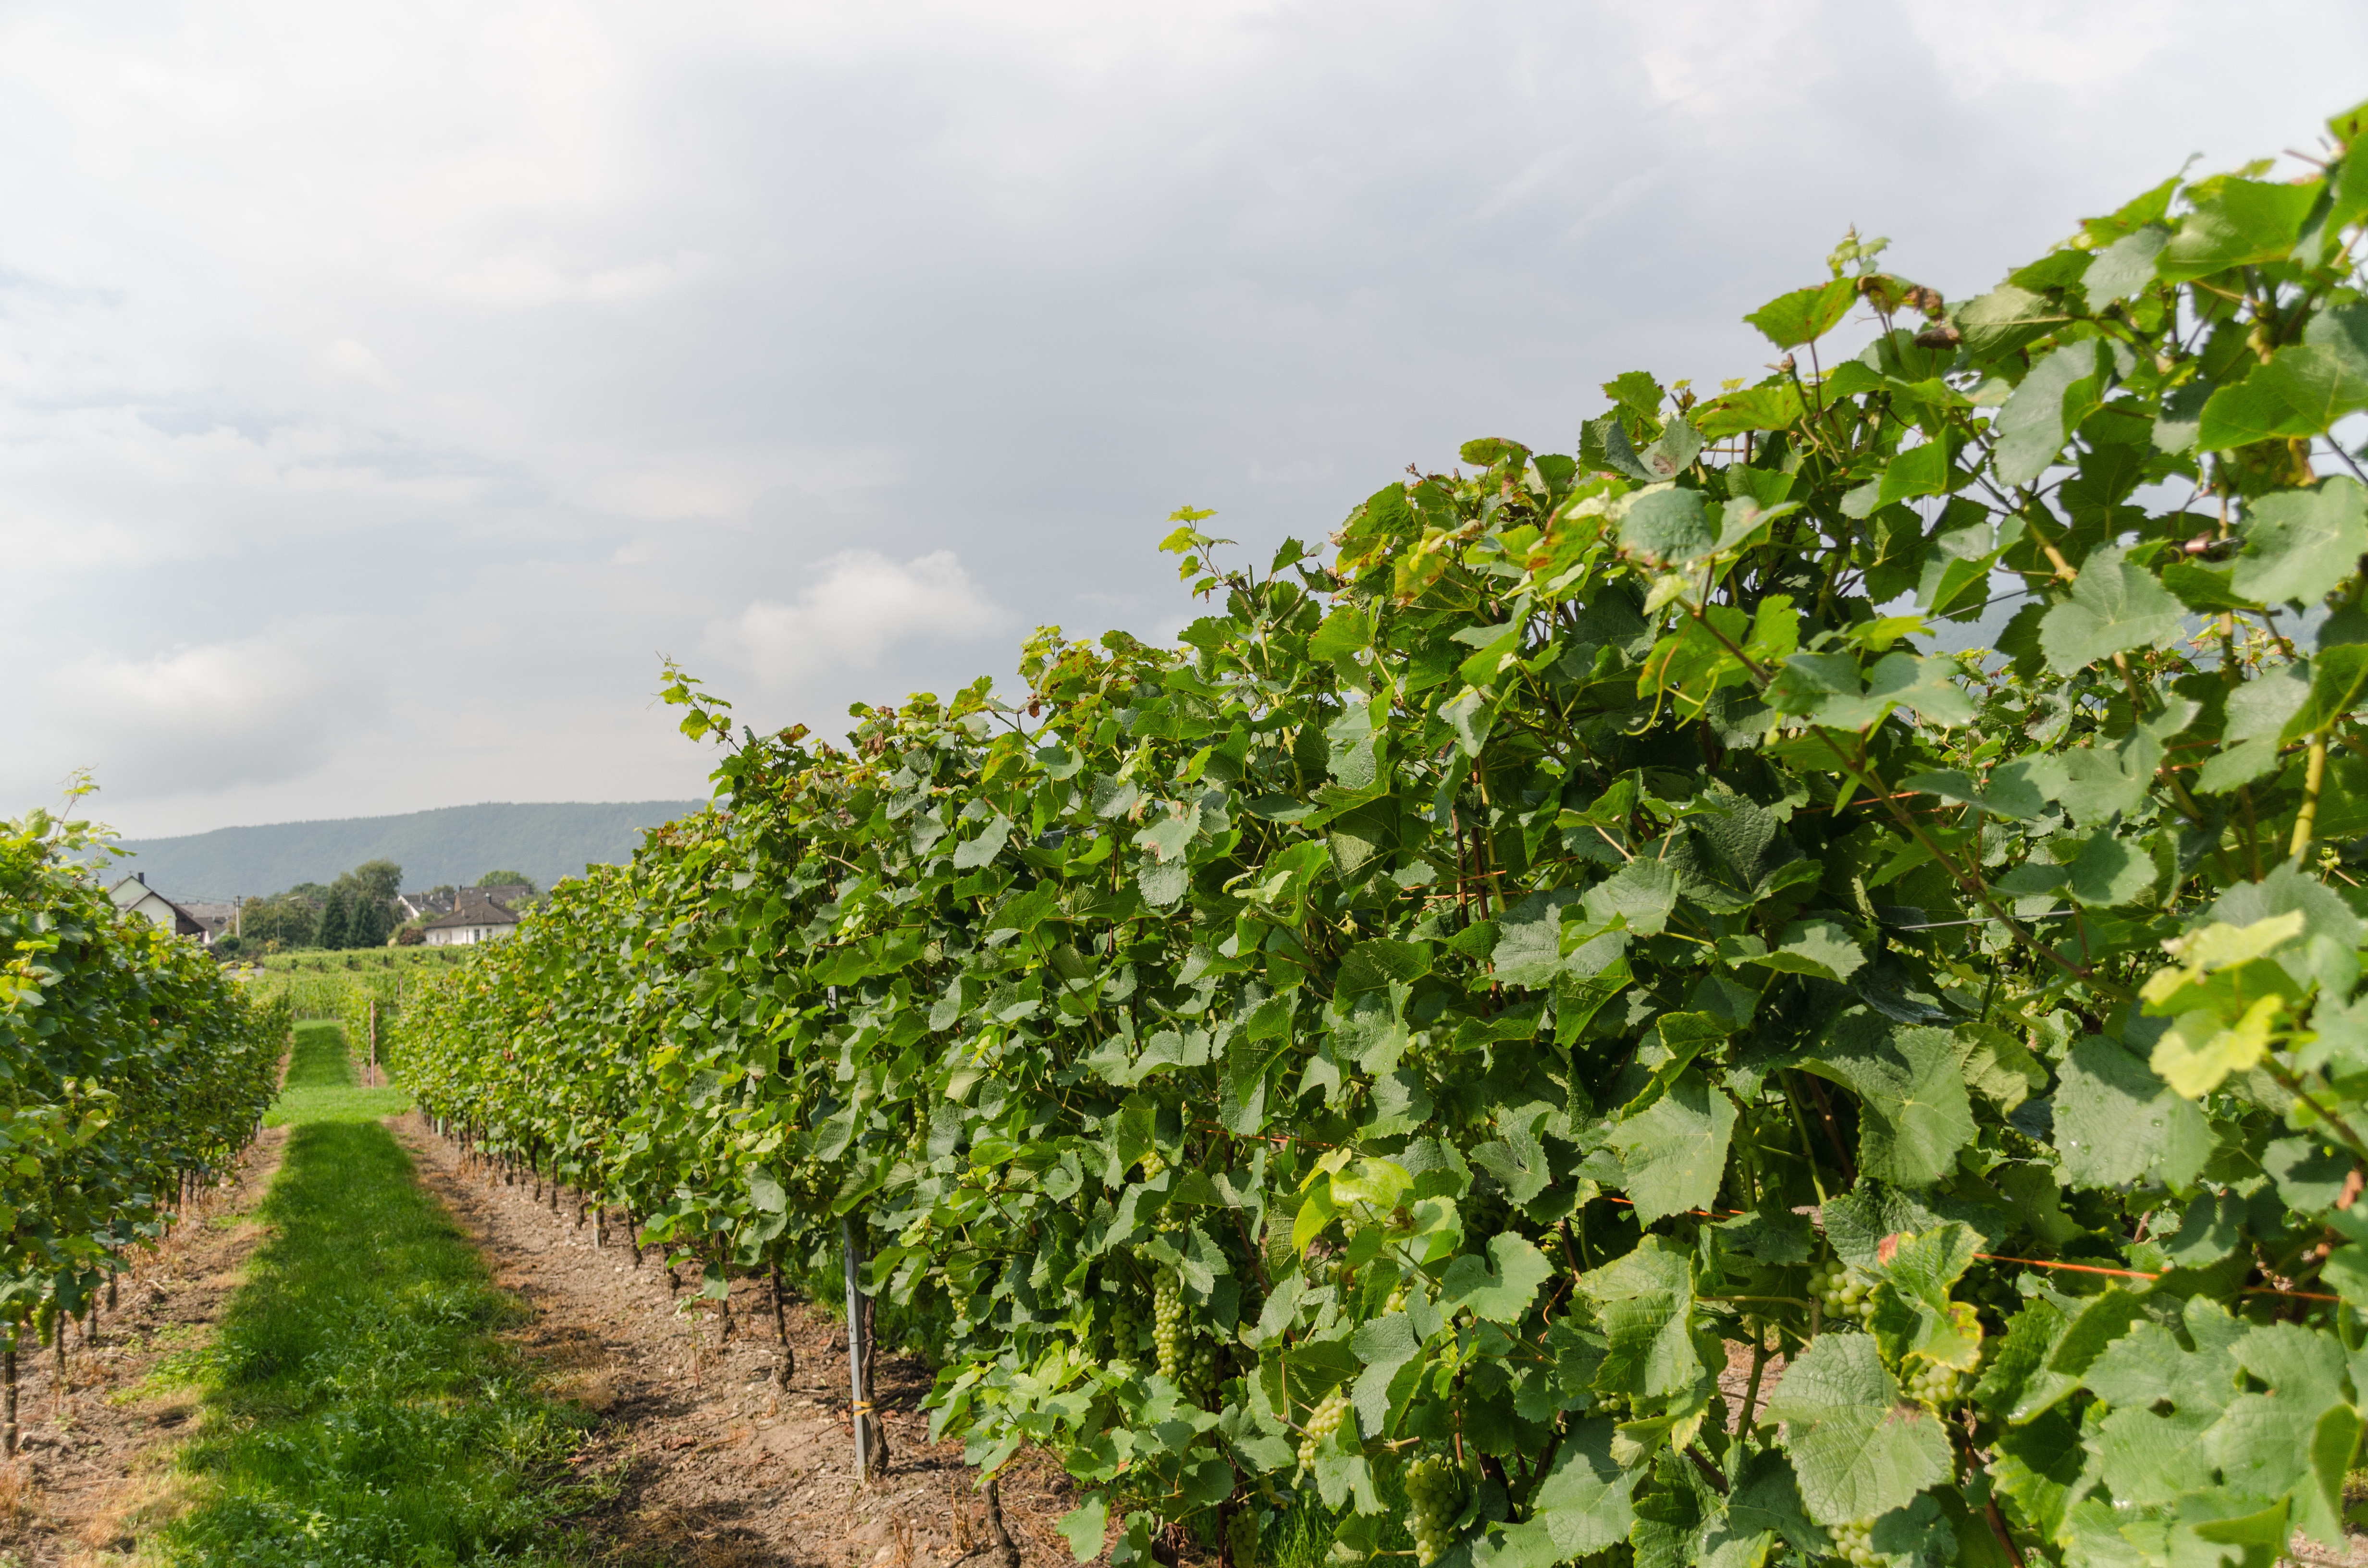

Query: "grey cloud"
<box><xmin>1</xmin><ymin>0</ymin><xmax>2361</xmax><ymax>835</ymax></box>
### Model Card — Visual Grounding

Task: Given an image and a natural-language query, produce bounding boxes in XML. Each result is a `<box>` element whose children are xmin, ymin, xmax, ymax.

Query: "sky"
<box><xmin>4</xmin><ymin>2</ymin><xmax>2363</xmax><ymax>839</ymax></box>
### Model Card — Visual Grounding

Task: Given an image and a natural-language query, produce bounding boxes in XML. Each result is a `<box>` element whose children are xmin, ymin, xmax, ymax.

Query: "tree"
<box><xmin>329</xmin><ymin>860</ymin><xmax>401</xmax><ymax>948</ymax></box>
<box><xmin>317</xmin><ymin>885</ymin><xmax>350</xmax><ymax>951</ymax></box>
<box><xmin>348</xmin><ymin>859</ymin><xmax>402</xmax><ymax>904</ymax></box>
<box><xmin>475</xmin><ymin>870</ymin><xmax>536</xmax><ymax>896</ymax></box>
<box><xmin>240</xmin><ymin>891</ymin><xmax>316</xmax><ymax>948</ymax></box>
<box><xmin>350</xmin><ymin>894</ymin><xmax>393</xmax><ymax>948</ymax></box>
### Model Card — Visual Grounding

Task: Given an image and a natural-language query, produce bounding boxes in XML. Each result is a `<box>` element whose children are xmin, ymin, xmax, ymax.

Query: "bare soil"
<box><xmin>0</xmin><ymin>1125</ymin><xmax>289</xmax><ymax>1567</ymax></box>
<box><xmin>393</xmin><ymin>1113</ymin><xmax>1090</xmax><ymax>1567</ymax></box>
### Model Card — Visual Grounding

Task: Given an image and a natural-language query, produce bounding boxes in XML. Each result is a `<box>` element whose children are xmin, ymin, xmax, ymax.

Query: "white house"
<box><xmin>108</xmin><ymin>873</ymin><xmax>211</xmax><ymax>943</ymax></box>
<box><xmin>421</xmin><ymin>895</ymin><xmax>521</xmax><ymax>946</ymax></box>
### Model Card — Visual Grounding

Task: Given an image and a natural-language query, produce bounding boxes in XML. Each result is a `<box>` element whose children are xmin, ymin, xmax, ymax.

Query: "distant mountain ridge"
<box><xmin>108</xmin><ymin>800</ymin><xmax>704</xmax><ymax>900</ymax></box>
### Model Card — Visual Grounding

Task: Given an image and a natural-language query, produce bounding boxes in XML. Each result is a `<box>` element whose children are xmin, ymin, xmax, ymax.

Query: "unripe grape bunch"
<box><xmin>1810</xmin><ymin>1262</ymin><xmax>1877</xmax><ymax>1323</ymax></box>
<box><xmin>1107</xmin><ymin>1296</ymin><xmax>1142</xmax><ymax>1362</ymax></box>
<box><xmin>1185</xmin><ymin>1338</ymin><xmax>1215</xmax><ymax>1396</ymax></box>
<box><xmin>1226</xmin><ymin>1506</ymin><xmax>1261</xmax><ymax>1568</ymax></box>
<box><xmin>1153</xmin><ymin>1269</ymin><xmax>1187</xmax><ymax>1381</ymax></box>
<box><xmin>1404</xmin><ymin>1452</ymin><xmax>1464</xmax><ymax>1567</ymax></box>
<box><xmin>1901</xmin><ymin>1358</ymin><xmax>1964</xmax><ymax>1407</ymax></box>
<box><xmin>1298</xmin><ymin>1390</ymin><xmax>1352</xmax><ymax>1471</ymax></box>
<box><xmin>1830</xmin><ymin>1516</ymin><xmax>1883</xmax><ymax>1568</ymax></box>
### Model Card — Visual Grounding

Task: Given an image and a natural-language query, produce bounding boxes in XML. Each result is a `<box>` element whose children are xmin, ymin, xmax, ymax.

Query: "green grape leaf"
<box><xmin>1581</xmin><ymin>859</ymin><xmax>1680</xmax><ymax>935</ymax></box>
<box><xmin>1747</xmin><ymin>280</ymin><xmax>1857</xmax><ymax>349</ymax></box>
<box><xmin>1492</xmin><ymin>889</ymin><xmax>1579</xmax><ymax>988</ymax></box>
<box><xmin>1581</xmin><ymin>1237</ymin><xmax>1702</xmax><ymax>1401</ymax></box>
<box><xmin>1740</xmin><ymin>918</ymin><xmax>1867</xmax><ymax>983</ymax></box>
<box><xmin>2284</xmin><ymin>641</ymin><xmax>2368</xmax><ymax>741</ymax></box>
<box><xmin>1605</xmin><ymin>1067</ymin><xmax>1738</xmax><ymax>1226</ymax></box>
<box><xmin>2231</xmin><ymin>478</ymin><xmax>2368</xmax><ymax>607</ymax></box>
<box><xmin>1994</xmin><ymin>341</ymin><xmax>2108</xmax><ymax>487</ymax></box>
<box><xmin>1765</xmin><ymin>1333</ymin><xmax>1952</xmax><ymax>1527</ymax></box>
<box><xmin>2159</xmin><ymin>178</ymin><xmax>2318</xmax><ymax>279</ymax></box>
<box><xmin>952</xmin><ymin>812</ymin><xmax>1014</xmax><ymax>870</ymax></box>
<box><xmin>1442</xmin><ymin>1232</ymin><xmax>1553</xmax><ymax>1324</ymax></box>
<box><xmin>1949</xmin><ymin>1023</ymin><xmax>2047</xmax><ymax>1111</ymax></box>
<box><xmin>2198</xmin><ymin>345</ymin><xmax>2368</xmax><ymax>449</ymax></box>
<box><xmin>1869</xmin><ymin>1223</ymin><xmax>1984</xmax><ymax>1372</ymax></box>
<box><xmin>1619</xmin><ymin>486</ymin><xmax>1717</xmax><ymax>565</ymax></box>
<box><xmin>1695</xmin><ymin>382</ymin><xmax>1805</xmax><ymax>438</ymax></box>
<box><xmin>1529</xmin><ymin>1419</ymin><xmax>1638</xmax><ymax>1557</ymax></box>
<box><xmin>2080</xmin><ymin>224</ymin><xmax>2170</xmax><ymax>307</ymax></box>
<box><xmin>1801</xmin><ymin>1013</ymin><xmax>1974</xmax><ymax>1188</ymax></box>
<box><xmin>2053</xmin><ymin>1037</ymin><xmax>2211</xmax><ymax>1189</ymax></box>
<box><xmin>2209</xmin><ymin>1322</ymin><xmax>2356</xmax><ymax>1545</ymax></box>
<box><xmin>2037</xmin><ymin>545</ymin><xmax>2184</xmax><ymax>674</ymax></box>
<box><xmin>2066</xmin><ymin>829</ymin><xmax>2157</xmax><ymax>907</ymax></box>
<box><xmin>1347</xmin><ymin>1311</ymin><xmax>1420</xmax><ymax>1438</ymax></box>
<box><xmin>1058</xmin><ymin>1496</ymin><xmax>1109</xmax><ymax>1560</ymax></box>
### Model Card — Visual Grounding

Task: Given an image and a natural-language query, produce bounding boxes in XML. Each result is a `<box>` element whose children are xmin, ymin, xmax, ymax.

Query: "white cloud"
<box><xmin>6</xmin><ymin>625</ymin><xmax>386</xmax><ymax>804</ymax></box>
<box><xmin>718</xmin><ymin>549</ymin><xmax>1008</xmax><ymax>686</ymax></box>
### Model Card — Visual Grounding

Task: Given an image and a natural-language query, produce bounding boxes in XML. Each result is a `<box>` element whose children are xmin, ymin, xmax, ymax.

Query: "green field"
<box><xmin>262</xmin><ymin>1019</ymin><xmax>413</xmax><ymax>1127</ymax></box>
<box><xmin>246</xmin><ymin>947</ymin><xmax>470</xmax><ymax>975</ymax></box>
<box><xmin>160</xmin><ymin>1023</ymin><xmax>593</xmax><ymax>1566</ymax></box>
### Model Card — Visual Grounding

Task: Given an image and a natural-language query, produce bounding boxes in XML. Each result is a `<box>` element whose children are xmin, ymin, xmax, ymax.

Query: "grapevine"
<box><xmin>0</xmin><ymin>806</ymin><xmax>282</xmax><ymax>1388</ymax></box>
<box><xmin>386</xmin><ymin>101</ymin><xmax>2368</xmax><ymax>1567</ymax></box>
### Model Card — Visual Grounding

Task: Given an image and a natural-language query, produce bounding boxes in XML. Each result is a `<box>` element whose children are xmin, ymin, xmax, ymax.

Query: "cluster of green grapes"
<box><xmin>1226</xmin><ymin>1506</ymin><xmax>1261</xmax><ymax>1568</ymax></box>
<box><xmin>1184</xmin><ymin>1338</ymin><xmax>1216</xmax><ymax>1397</ymax></box>
<box><xmin>1298</xmin><ymin>1390</ymin><xmax>1352</xmax><ymax>1471</ymax></box>
<box><xmin>1810</xmin><ymin>1261</ymin><xmax>1878</xmax><ymax>1323</ymax></box>
<box><xmin>1900</xmin><ymin>1359</ymin><xmax>1964</xmax><ymax>1407</ymax></box>
<box><xmin>1383</xmin><ymin>1281</ymin><xmax>1409</xmax><ymax>1313</ymax></box>
<box><xmin>1154</xmin><ymin>1269</ymin><xmax>1187</xmax><ymax>1382</ymax></box>
<box><xmin>1404</xmin><ymin>1453</ymin><xmax>1463</xmax><ymax>1567</ymax></box>
<box><xmin>1828</xmin><ymin>1516</ymin><xmax>1884</xmax><ymax>1568</ymax></box>
<box><xmin>1591</xmin><ymin>1389</ymin><xmax>1630</xmax><ymax>1418</ymax></box>
<box><xmin>1107</xmin><ymin>1296</ymin><xmax>1142</xmax><ymax>1364</ymax></box>
<box><xmin>1139</xmin><ymin>1149</ymin><xmax>1168</xmax><ymax>1181</ymax></box>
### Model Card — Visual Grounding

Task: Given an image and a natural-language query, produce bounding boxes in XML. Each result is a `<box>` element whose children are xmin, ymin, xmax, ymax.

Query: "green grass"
<box><xmin>249</xmin><ymin>948</ymin><xmax>468</xmax><ymax>974</ymax></box>
<box><xmin>159</xmin><ymin>1026</ymin><xmax>594</xmax><ymax>1566</ymax></box>
<box><xmin>265</xmin><ymin>1021</ymin><xmax>412</xmax><ymax>1127</ymax></box>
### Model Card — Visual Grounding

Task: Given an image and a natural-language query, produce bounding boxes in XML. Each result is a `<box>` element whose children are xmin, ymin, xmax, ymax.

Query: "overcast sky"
<box><xmin>4</xmin><ymin>2</ymin><xmax>2362</xmax><ymax>839</ymax></box>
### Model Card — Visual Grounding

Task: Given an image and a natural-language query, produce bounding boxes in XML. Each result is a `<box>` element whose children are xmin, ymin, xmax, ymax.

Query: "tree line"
<box><xmin>225</xmin><ymin>865</ymin><xmax>538</xmax><ymax>954</ymax></box>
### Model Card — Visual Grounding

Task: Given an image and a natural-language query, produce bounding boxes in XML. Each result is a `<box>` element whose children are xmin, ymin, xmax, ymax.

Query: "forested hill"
<box><xmin>109</xmin><ymin>800</ymin><xmax>703</xmax><ymax>899</ymax></box>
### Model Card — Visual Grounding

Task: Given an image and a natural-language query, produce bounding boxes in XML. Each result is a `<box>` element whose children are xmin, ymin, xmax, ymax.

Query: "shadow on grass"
<box><xmin>163</xmin><ymin>1032</ymin><xmax>597</xmax><ymax>1565</ymax></box>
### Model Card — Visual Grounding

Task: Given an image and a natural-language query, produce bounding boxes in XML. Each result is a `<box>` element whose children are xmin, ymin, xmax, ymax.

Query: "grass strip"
<box><xmin>265</xmin><ymin>1018</ymin><xmax>412</xmax><ymax>1127</ymax></box>
<box><xmin>160</xmin><ymin>1025</ymin><xmax>593</xmax><ymax>1566</ymax></box>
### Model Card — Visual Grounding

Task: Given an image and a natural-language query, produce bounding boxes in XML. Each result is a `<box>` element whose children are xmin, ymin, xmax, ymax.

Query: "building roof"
<box><xmin>107</xmin><ymin>874</ymin><xmax>210</xmax><ymax>938</ymax></box>
<box><xmin>422</xmin><ymin>898</ymin><xmax>521</xmax><ymax>930</ymax></box>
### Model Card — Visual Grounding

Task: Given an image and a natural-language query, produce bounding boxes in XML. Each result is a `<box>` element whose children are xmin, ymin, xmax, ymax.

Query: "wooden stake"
<box><xmin>771</xmin><ymin>1259</ymin><xmax>794</xmax><ymax>1388</ymax></box>
<box><xmin>842</xmin><ymin>1218</ymin><xmax>869</xmax><ymax>1481</ymax></box>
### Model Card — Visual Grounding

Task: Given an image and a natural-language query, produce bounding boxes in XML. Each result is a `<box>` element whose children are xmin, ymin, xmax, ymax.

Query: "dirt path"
<box><xmin>393</xmin><ymin>1113</ymin><xmax>1088</xmax><ymax>1567</ymax></box>
<box><xmin>0</xmin><ymin>1126</ymin><xmax>288</xmax><ymax>1567</ymax></box>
